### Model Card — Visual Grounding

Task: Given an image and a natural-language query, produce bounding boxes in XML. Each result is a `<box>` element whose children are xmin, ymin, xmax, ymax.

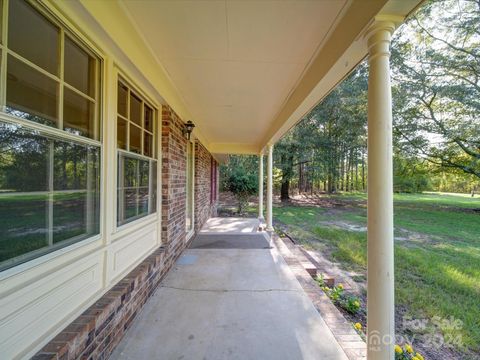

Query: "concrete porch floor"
<box><xmin>111</xmin><ymin>218</ymin><xmax>348</xmax><ymax>360</ymax></box>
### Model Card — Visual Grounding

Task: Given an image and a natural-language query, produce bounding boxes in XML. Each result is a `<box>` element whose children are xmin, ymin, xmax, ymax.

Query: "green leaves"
<box><xmin>391</xmin><ymin>0</ymin><xmax>480</xmax><ymax>180</ymax></box>
<box><xmin>226</xmin><ymin>169</ymin><xmax>258</xmax><ymax>214</ymax></box>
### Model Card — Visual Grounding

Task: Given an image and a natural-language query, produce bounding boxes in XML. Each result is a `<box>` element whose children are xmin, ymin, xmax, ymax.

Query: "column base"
<box><xmin>266</xmin><ymin>226</ymin><xmax>274</xmax><ymax>232</ymax></box>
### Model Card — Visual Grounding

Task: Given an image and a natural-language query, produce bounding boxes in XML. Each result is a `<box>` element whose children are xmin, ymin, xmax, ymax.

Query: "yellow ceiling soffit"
<box><xmin>260</xmin><ymin>0</ymin><xmax>390</xmax><ymax>149</ymax></box>
<box><xmin>71</xmin><ymin>0</ymin><xmax>211</xmax><ymax>152</ymax></box>
<box><xmin>210</xmin><ymin>143</ymin><xmax>260</xmax><ymax>155</ymax></box>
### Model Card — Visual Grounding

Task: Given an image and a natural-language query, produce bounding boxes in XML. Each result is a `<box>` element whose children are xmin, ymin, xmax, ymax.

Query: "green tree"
<box><xmin>392</xmin><ymin>0</ymin><xmax>480</xmax><ymax>180</ymax></box>
<box><xmin>226</xmin><ymin>169</ymin><xmax>258</xmax><ymax>214</ymax></box>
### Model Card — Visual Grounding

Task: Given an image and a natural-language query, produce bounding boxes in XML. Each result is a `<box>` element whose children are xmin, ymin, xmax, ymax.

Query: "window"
<box><xmin>185</xmin><ymin>141</ymin><xmax>194</xmax><ymax>232</ymax></box>
<box><xmin>0</xmin><ymin>0</ymin><xmax>102</xmax><ymax>271</ymax></box>
<box><xmin>5</xmin><ymin>0</ymin><xmax>100</xmax><ymax>139</ymax></box>
<box><xmin>116</xmin><ymin>79</ymin><xmax>157</xmax><ymax>226</ymax></box>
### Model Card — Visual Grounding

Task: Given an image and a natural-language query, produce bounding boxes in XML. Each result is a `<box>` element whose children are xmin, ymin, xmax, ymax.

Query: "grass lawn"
<box><xmin>272</xmin><ymin>192</ymin><xmax>480</xmax><ymax>357</ymax></box>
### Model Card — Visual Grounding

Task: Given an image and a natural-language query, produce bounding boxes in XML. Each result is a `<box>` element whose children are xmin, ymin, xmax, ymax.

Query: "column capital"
<box><xmin>364</xmin><ymin>15</ymin><xmax>404</xmax><ymax>60</ymax></box>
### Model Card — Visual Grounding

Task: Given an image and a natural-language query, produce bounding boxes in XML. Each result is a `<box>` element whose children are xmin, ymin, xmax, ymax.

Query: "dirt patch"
<box><xmin>287</xmin><ymin>193</ymin><xmax>365</xmax><ymax>209</ymax></box>
<box><xmin>394</xmin><ymin>228</ymin><xmax>444</xmax><ymax>245</ymax></box>
<box><xmin>320</xmin><ymin>221</ymin><xmax>367</xmax><ymax>232</ymax></box>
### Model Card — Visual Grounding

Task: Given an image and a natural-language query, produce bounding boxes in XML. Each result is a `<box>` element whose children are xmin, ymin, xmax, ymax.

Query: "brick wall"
<box><xmin>33</xmin><ymin>105</ymin><xmax>219</xmax><ymax>360</ymax></box>
<box><xmin>194</xmin><ymin>141</ymin><xmax>217</xmax><ymax>231</ymax></box>
<box><xmin>32</xmin><ymin>249</ymin><xmax>169</xmax><ymax>360</ymax></box>
<box><xmin>161</xmin><ymin>105</ymin><xmax>188</xmax><ymax>258</ymax></box>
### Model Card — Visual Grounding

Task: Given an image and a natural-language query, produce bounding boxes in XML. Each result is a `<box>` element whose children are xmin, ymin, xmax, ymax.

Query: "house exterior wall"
<box><xmin>194</xmin><ymin>141</ymin><xmax>218</xmax><ymax>232</ymax></box>
<box><xmin>0</xmin><ymin>2</ymin><xmax>218</xmax><ymax>359</ymax></box>
<box><xmin>29</xmin><ymin>105</ymin><xmax>218</xmax><ymax>360</ymax></box>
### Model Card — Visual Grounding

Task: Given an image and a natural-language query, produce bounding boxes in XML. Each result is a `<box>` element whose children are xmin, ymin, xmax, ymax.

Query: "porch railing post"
<box><xmin>258</xmin><ymin>152</ymin><xmax>264</xmax><ymax>220</ymax></box>
<box><xmin>266</xmin><ymin>144</ymin><xmax>274</xmax><ymax>231</ymax></box>
<box><xmin>365</xmin><ymin>16</ymin><xmax>402</xmax><ymax>360</ymax></box>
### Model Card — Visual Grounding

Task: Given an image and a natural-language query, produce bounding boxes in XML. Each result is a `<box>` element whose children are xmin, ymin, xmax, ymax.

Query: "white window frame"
<box><xmin>0</xmin><ymin>0</ymin><xmax>102</xmax><ymax>141</ymax></box>
<box><xmin>115</xmin><ymin>75</ymin><xmax>158</xmax><ymax>229</ymax></box>
<box><xmin>0</xmin><ymin>0</ymin><xmax>105</xmax><ymax>274</ymax></box>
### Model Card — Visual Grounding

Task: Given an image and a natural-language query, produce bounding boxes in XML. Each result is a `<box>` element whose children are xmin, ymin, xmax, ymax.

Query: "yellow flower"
<box><xmin>412</xmin><ymin>357</ymin><xmax>420</xmax><ymax>360</ymax></box>
<box><xmin>354</xmin><ymin>322</ymin><xmax>362</xmax><ymax>331</ymax></box>
<box><xmin>394</xmin><ymin>345</ymin><xmax>403</xmax><ymax>354</ymax></box>
<box><xmin>337</xmin><ymin>283</ymin><xmax>344</xmax><ymax>290</ymax></box>
<box><xmin>415</xmin><ymin>353</ymin><xmax>424</xmax><ymax>360</ymax></box>
<box><xmin>405</xmin><ymin>344</ymin><xmax>413</xmax><ymax>353</ymax></box>
<box><xmin>354</xmin><ymin>300</ymin><xmax>360</xmax><ymax>307</ymax></box>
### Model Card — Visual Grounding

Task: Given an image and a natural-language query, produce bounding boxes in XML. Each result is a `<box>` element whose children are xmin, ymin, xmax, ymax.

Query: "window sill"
<box><xmin>112</xmin><ymin>213</ymin><xmax>159</xmax><ymax>241</ymax></box>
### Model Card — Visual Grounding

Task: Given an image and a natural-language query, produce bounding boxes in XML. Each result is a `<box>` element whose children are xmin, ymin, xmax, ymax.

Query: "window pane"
<box><xmin>53</xmin><ymin>142</ymin><xmax>88</xmax><ymax>191</ymax></box>
<box><xmin>0</xmin><ymin>192</ymin><xmax>49</xmax><ymax>268</ymax></box>
<box><xmin>52</xmin><ymin>192</ymin><xmax>84</xmax><ymax>243</ymax></box>
<box><xmin>6</xmin><ymin>55</ymin><xmax>58</xmax><ymax>127</ymax></box>
<box><xmin>117</xmin><ymin>82</ymin><xmax>128</xmax><ymax>118</ymax></box>
<box><xmin>64</xmin><ymin>36</ymin><xmax>95</xmax><ymax>97</ymax></box>
<box><xmin>124</xmin><ymin>189</ymin><xmax>137</xmax><ymax>220</ymax></box>
<box><xmin>117</xmin><ymin>154</ymin><xmax>155</xmax><ymax>226</ymax></box>
<box><xmin>124</xmin><ymin>156</ymin><xmax>137</xmax><ymax>187</ymax></box>
<box><xmin>144</xmin><ymin>132</ymin><xmax>153</xmax><ymax>158</ymax></box>
<box><xmin>63</xmin><ymin>87</ymin><xmax>96</xmax><ymax>139</ymax></box>
<box><xmin>144</xmin><ymin>105</ymin><xmax>153</xmax><ymax>132</ymax></box>
<box><xmin>117</xmin><ymin>117</ymin><xmax>127</xmax><ymax>150</ymax></box>
<box><xmin>129</xmin><ymin>92</ymin><xmax>141</xmax><ymax>126</ymax></box>
<box><xmin>0</xmin><ymin>123</ymin><xmax>49</xmax><ymax>192</ymax></box>
<box><xmin>0</xmin><ymin>123</ymin><xmax>100</xmax><ymax>271</ymax></box>
<box><xmin>129</xmin><ymin>124</ymin><xmax>141</xmax><ymax>154</ymax></box>
<box><xmin>138</xmin><ymin>189</ymin><xmax>148</xmax><ymax>216</ymax></box>
<box><xmin>8</xmin><ymin>0</ymin><xmax>59</xmax><ymax>75</ymax></box>
<box><xmin>52</xmin><ymin>143</ymin><xmax>100</xmax><ymax>244</ymax></box>
<box><xmin>0</xmin><ymin>123</ymin><xmax>49</xmax><ymax>268</ymax></box>
<box><xmin>151</xmin><ymin>161</ymin><xmax>157</xmax><ymax>213</ymax></box>
<box><xmin>139</xmin><ymin>160</ymin><xmax>149</xmax><ymax>187</ymax></box>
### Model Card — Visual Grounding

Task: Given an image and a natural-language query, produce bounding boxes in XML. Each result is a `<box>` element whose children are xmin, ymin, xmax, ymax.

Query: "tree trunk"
<box><xmin>340</xmin><ymin>147</ymin><xmax>345</xmax><ymax>191</ymax></box>
<box><xmin>299</xmin><ymin>162</ymin><xmax>304</xmax><ymax>193</ymax></box>
<box><xmin>280</xmin><ymin>152</ymin><xmax>293</xmax><ymax>201</ymax></box>
<box><xmin>281</xmin><ymin>179</ymin><xmax>290</xmax><ymax>201</ymax></box>
<box><xmin>355</xmin><ymin>148</ymin><xmax>359</xmax><ymax>191</ymax></box>
<box><xmin>345</xmin><ymin>149</ymin><xmax>350</xmax><ymax>192</ymax></box>
<box><xmin>362</xmin><ymin>150</ymin><xmax>366</xmax><ymax>191</ymax></box>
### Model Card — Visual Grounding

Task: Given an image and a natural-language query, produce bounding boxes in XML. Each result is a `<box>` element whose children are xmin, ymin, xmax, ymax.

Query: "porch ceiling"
<box><xmin>117</xmin><ymin>0</ymin><xmax>422</xmax><ymax>156</ymax></box>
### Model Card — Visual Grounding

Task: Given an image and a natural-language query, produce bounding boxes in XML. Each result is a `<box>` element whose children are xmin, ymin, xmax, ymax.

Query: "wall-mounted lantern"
<box><xmin>183</xmin><ymin>120</ymin><xmax>195</xmax><ymax>140</ymax></box>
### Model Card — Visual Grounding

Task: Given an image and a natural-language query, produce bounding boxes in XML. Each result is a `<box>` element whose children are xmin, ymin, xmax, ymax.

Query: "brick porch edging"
<box><xmin>272</xmin><ymin>234</ymin><xmax>367</xmax><ymax>360</ymax></box>
<box><xmin>32</xmin><ymin>246</ymin><xmax>178</xmax><ymax>360</ymax></box>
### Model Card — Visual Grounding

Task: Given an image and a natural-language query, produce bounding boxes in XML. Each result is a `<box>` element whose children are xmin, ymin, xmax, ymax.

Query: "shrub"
<box><xmin>317</xmin><ymin>281</ymin><xmax>362</xmax><ymax>315</ymax></box>
<box><xmin>226</xmin><ymin>170</ymin><xmax>258</xmax><ymax>214</ymax></box>
<box><xmin>341</xmin><ymin>296</ymin><xmax>361</xmax><ymax>314</ymax></box>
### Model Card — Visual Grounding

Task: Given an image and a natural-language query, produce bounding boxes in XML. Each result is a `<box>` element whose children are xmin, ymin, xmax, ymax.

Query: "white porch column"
<box><xmin>365</xmin><ymin>17</ymin><xmax>400</xmax><ymax>360</ymax></box>
<box><xmin>266</xmin><ymin>144</ymin><xmax>274</xmax><ymax>231</ymax></box>
<box><xmin>258</xmin><ymin>153</ymin><xmax>264</xmax><ymax>220</ymax></box>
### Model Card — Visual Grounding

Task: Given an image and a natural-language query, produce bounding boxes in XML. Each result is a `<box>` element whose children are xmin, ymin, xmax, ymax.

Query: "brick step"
<box><xmin>280</xmin><ymin>235</ymin><xmax>335</xmax><ymax>286</ymax></box>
